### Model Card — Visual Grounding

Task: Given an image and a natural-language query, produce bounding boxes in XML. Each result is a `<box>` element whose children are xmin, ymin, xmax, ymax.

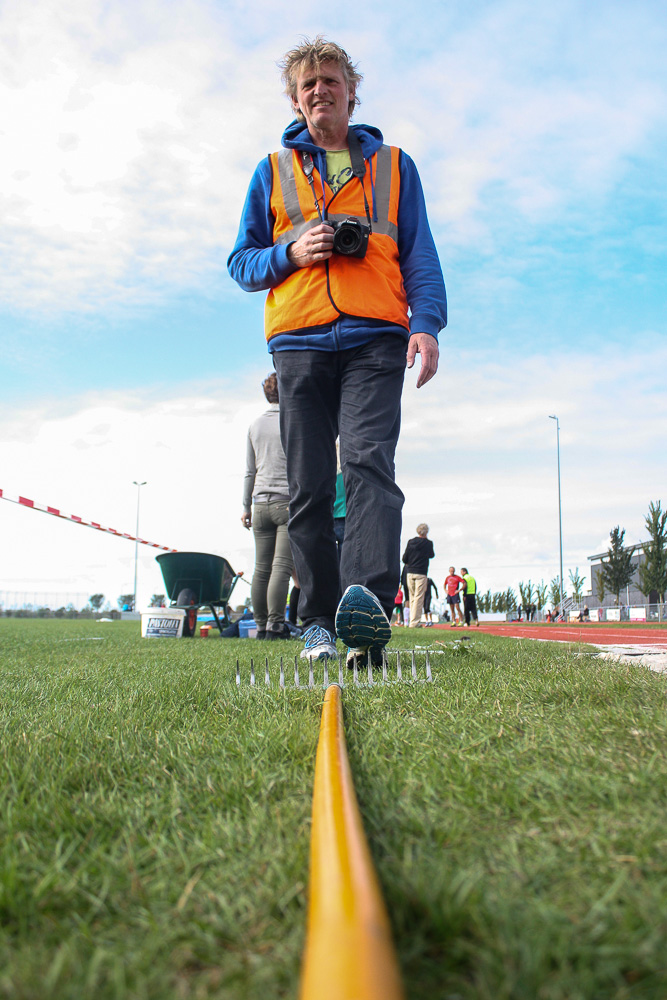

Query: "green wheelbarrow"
<box><xmin>156</xmin><ymin>551</ymin><xmax>242</xmax><ymax>637</ymax></box>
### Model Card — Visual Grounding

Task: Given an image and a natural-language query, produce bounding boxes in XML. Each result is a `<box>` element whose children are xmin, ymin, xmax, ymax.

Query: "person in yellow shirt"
<box><xmin>460</xmin><ymin>568</ymin><xmax>479</xmax><ymax>627</ymax></box>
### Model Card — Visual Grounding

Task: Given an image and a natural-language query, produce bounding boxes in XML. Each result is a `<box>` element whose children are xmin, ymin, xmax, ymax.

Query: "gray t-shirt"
<box><xmin>242</xmin><ymin>404</ymin><xmax>290</xmax><ymax>510</ymax></box>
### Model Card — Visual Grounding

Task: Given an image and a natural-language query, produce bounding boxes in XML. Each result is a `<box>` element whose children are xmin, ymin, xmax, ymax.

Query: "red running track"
<box><xmin>432</xmin><ymin>621</ymin><xmax>667</xmax><ymax>648</ymax></box>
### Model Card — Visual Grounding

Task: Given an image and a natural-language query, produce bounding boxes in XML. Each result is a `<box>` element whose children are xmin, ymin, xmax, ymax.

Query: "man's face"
<box><xmin>292</xmin><ymin>60</ymin><xmax>354</xmax><ymax>136</ymax></box>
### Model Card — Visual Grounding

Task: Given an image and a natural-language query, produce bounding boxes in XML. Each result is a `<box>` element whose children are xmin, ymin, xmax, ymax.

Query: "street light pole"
<box><xmin>548</xmin><ymin>416</ymin><xmax>564</xmax><ymax>616</ymax></box>
<box><xmin>133</xmin><ymin>481</ymin><xmax>147</xmax><ymax>612</ymax></box>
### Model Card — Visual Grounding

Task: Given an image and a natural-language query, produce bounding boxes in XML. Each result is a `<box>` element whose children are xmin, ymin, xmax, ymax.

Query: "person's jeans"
<box><xmin>251</xmin><ymin>500</ymin><xmax>293</xmax><ymax>631</ymax></box>
<box><xmin>274</xmin><ymin>335</ymin><xmax>406</xmax><ymax>632</ymax></box>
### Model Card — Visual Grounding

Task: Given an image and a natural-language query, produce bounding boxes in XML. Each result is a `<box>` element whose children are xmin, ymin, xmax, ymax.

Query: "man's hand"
<box><xmin>241</xmin><ymin>510</ymin><xmax>252</xmax><ymax>529</ymax></box>
<box><xmin>287</xmin><ymin>223</ymin><xmax>335</xmax><ymax>268</ymax></box>
<box><xmin>406</xmin><ymin>332</ymin><xmax>439</xmax><ymax>388</ymax></box>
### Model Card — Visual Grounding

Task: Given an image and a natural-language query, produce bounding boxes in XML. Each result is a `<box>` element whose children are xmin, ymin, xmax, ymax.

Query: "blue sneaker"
<box><xmin>299</xmin><ymin>624</ymin><xmax>337</xmax><ymax>661</ymax></box>
<box><xmin>335</xmin><ymin>585</ymin><xmax>391</xmax><ymax>662</ymax></box>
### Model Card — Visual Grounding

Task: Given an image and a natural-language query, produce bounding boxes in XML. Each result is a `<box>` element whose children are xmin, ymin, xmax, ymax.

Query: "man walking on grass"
<box><xmin>228</xmin><ymin>36</ymin><xmax>447</xmax><ymax>668</ymax></box>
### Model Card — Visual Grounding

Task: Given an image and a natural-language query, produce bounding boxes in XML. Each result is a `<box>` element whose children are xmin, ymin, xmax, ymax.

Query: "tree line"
<box><xmin>474</xmin><ymin>499</ymin><xmax>666</xmax><ymax>614</ymax></box>
<box><xmin>2</xmin><ymin>593</ymin><xmax>168</xmax><ymax>618</ymax></box>
<box><xmin>594</xmin><ymin>501</ymin><xmax>667</xmax><ymax>605</ymax></box>
<box><xmin>87</xmin><ymin>593</ymin><xmax>166</xmax><ymax>612</ymax></box>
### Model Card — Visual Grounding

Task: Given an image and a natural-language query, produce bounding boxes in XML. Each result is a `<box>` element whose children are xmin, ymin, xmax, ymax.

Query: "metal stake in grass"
<box><xmin>233</xmin><ymin>646</ymin><xmax>432</xmax><ymax>688</ymax></box>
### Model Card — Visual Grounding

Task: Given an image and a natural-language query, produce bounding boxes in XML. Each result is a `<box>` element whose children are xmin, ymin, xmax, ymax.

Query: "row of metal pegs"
<box><xmin>235</xmin><ymin>649</ymin><xmax>434</xmax><ymax>688</ymax></box>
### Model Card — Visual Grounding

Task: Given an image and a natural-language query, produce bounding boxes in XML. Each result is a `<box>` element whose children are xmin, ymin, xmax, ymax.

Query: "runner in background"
<box><xmin>444</xmin><ymin>566</ymin><xmax>465</xmax><ymax>627</ymax></box>
<box><xmin>460</xmin><ymin>567</ymin><xmax>479</xmax><ymax>627</ymax></box>
<box><xmin>392</xmin><ymin>584</ymin><xmax>404</xmax><ymax>625</ymax></box>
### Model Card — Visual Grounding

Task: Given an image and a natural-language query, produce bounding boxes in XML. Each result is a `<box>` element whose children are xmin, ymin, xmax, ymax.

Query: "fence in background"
<box><xmin>505</xmin><ymin>603</ymin><xmax>667</xmax><ymax>624</ymax></box>
<box><xmin>0</xmin><ymin>591</ymin><xmax>90</xmax><ymax>612</ymax></box>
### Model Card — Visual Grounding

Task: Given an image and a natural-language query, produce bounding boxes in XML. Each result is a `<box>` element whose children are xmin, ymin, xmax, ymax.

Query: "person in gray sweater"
<box><xmin>241</xmin><ymin>374</ymin><xmax>294</xmax><ymax>639</ymax></box>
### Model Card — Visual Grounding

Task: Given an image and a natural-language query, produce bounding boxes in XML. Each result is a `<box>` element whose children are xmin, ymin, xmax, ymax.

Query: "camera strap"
<box><xmin>301</xmin><ymin>152</ymin><xmax>325</xmax><ymax>222</ymax></box>
<box><xmin>347</xmin><ymin>128</ymin><xmax>372</xmax><ymax>231</ymax></box>
<box><xmin>346</xmin><ymin>128</ymin><xmax>366</xmax><ymax>180</ymax></box>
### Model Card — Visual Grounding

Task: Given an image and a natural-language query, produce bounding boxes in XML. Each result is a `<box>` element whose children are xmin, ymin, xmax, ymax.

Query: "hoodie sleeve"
<box><xmin>227</xmin><ymin>158</ymin><xmax>298</xmax><ymax>291</ymax></box>
<box><xmin>397</xmin><ymin>152</ymin><xmax>447</xmax><ymax>338</ymax></box>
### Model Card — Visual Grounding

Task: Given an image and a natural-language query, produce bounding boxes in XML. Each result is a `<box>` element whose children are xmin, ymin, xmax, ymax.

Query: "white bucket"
<box><xmin>141</xmin><ymin>609</ymin><xmax>186</xmax><ymax>638</ymax></box>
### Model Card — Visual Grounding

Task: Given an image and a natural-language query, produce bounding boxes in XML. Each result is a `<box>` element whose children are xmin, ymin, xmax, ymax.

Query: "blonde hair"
<box><xmin>416</xmin><ymin>523</ymin><xmax>429</xmax><ymax>536</ymax></box>
<box><xmin>279</xmin><ymin>36</ymin><xmax>362</xmax><ymax>121</ymax></box>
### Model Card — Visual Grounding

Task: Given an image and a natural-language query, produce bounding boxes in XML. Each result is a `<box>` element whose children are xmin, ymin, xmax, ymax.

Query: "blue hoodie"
<box><xmin>227</xmin><ymin>121</ymin><xmax>447</xmax><ymax>353</ymax></box>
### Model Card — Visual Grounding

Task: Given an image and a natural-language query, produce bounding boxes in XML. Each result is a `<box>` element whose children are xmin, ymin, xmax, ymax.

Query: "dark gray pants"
<box><xmin>274</xmin><ymin>335</ymin><xmax>406</xmax><ymax>632</ymax></box>
<box><xmin>464</xmin><ymin>594</ymin><xmax>478</xmax><ymax>624</ymax></box>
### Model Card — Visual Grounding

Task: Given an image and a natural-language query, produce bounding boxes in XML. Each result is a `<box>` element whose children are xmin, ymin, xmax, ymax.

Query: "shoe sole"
<box><xmin>335</xmin><ymin>586</ymin><xmax>391</xmax><ymax>652</ymax></box>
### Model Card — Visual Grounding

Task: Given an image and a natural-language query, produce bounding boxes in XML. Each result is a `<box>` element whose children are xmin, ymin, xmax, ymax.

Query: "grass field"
<box><xmin>1</xmin><ymin>619</ymin><xmax>666</xmax><ymax>1000</ymax></box>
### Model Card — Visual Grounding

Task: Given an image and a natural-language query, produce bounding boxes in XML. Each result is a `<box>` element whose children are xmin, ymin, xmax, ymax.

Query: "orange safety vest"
<box><xmin>266</xmin><ymin>145</ymin><xmax>409</xmax><ymax>341</ymax></box>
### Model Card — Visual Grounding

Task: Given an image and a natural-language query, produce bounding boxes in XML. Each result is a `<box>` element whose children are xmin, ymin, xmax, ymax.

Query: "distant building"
<box><xmin>587</xmin><ymin>543</ymin><xmax>652</xmax><ymax>607</ymax></box>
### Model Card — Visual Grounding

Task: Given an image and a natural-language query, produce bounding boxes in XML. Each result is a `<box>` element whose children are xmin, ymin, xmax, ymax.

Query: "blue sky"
<box><xmin>1</xmin><ymin>0</ymin><xmax>665</xmax><ymax>610</ymax></box>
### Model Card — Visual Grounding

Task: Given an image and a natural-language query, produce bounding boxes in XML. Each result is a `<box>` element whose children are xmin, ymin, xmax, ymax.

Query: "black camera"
<box><xmin>331</xmin><ymin>217</ymin><xmax>370</xmax><ymax>259</ymax></box>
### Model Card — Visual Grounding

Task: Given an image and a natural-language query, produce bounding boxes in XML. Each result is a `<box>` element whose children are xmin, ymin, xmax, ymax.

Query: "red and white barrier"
<box><xmin>0</xmin><ymin>488</ymin><xmax>177</xmax><ymax>552</ymax></box>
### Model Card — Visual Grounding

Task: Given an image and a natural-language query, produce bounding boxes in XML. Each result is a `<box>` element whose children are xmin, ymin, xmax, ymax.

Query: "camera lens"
<box><xmin>337</xmin><ymin>228</ymin><xmax>361</xmax><ymax>252</ymax></box>
<box><xmin>331</xmin><ymin>218</ymin><xmax>369</xmax><ymax>258</ymax></box>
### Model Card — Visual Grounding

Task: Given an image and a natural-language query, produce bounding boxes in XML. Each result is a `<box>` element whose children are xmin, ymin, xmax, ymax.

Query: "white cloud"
<box><xmin>369</xmin><ymin>4</ymin><xmax>666</xmax><ymax>250</ymax></box>
<box><xmin>0</xmin><ymin>0</ymin><xmax>664</xmax><ymax>612</ymax></box>
<box><xmin>1</xmin><ymin>344</ymin><xmax>665</xmax><ymax>609</ymax></box>
<box><xmin>0</xmin><ymin>0</ymin><xmax>287</xmax><ymax>312</ymax></box>
<box><xmin>0</xmin><ymin>0</ymin><xmax>664</xmax><ymax>314</ymax></box>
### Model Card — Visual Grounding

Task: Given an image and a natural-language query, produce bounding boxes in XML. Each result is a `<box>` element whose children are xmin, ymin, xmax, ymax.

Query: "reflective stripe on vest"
<box><xmin>266</xmin><ymin>145</ymin><xmax>409</xmax><ymax>340</ymax></box>
<box><xmin>273</xmin><ymin>146</ymin><xmax>398</xmax><ymax>244</ymax></box>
